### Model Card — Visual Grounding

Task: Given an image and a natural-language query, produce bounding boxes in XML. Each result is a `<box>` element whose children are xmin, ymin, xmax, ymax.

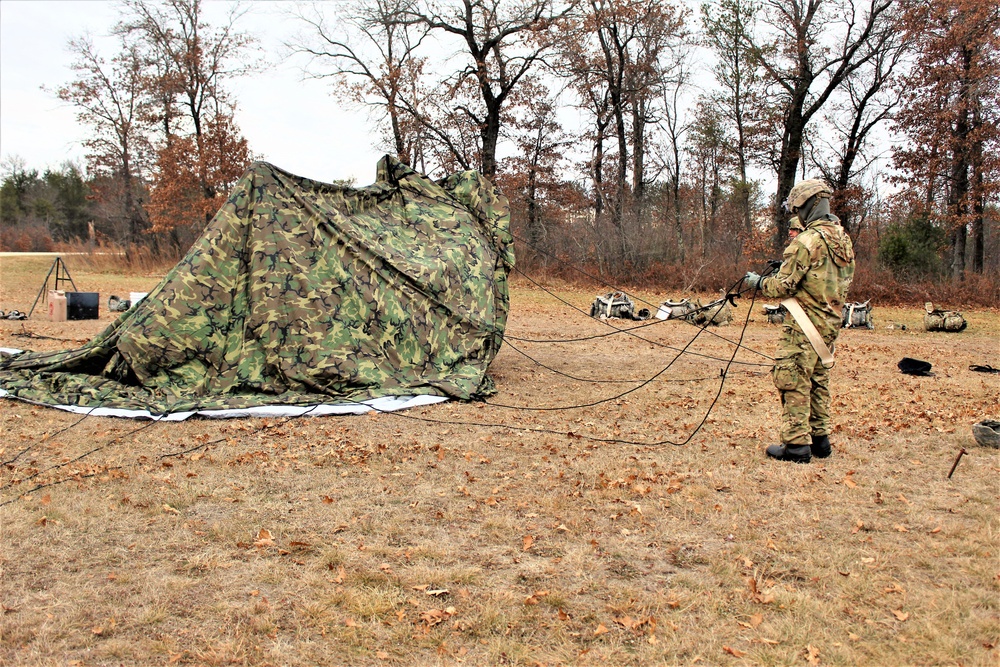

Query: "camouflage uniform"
<box><xmin>759</xmin><ymin>212</ymin><xmax>855</xmax><ymax>446</ymax></box>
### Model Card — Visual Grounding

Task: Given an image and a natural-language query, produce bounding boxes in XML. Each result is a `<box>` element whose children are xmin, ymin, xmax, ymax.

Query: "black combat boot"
<box><xmin>765</xmin><ymin>443</ymin><xmax>812</xmax><ymax>463</ymax></box>
<box><xmin>811</xmin><ymin>434</ymin><xmax>832</xmax><ymax>458</ymax></box>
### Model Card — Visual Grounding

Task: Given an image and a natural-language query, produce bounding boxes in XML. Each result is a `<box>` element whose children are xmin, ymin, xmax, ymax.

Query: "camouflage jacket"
<box><xmin>760</xmin><ymin>215</ymin><xmax>855</xmax><ymax>340</ymax></box>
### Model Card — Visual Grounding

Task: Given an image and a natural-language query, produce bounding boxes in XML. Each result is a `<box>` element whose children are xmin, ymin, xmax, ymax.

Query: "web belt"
<box><xmin>781</xmin><ymin>298</ymin><xmax>835</xmax><ymax>368</ymax></box>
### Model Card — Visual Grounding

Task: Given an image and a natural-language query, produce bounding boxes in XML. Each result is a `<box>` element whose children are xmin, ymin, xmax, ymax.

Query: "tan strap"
<box><xmin>781</xmin><ymin>298</ymin><xmax>835</xmax><ymax>367</ymax></box>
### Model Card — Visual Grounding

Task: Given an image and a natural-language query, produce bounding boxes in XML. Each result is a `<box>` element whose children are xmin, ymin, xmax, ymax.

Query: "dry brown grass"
<box><xmin>1</xmin><ymin>257</ymin><xmax>998</xmax><ymax>666</ymax></box>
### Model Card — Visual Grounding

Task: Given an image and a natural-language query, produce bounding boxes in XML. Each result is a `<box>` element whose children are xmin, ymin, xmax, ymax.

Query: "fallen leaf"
<box><xmin>723</xmin><ymin>646</ymin><xmax>746</xmax><ymax>658</ymax></box>
<box><xmin>848</xmin><ymin>632</ymin><xmax>860</xmax><ymax>641</ymax></box>
<box><xmin>253</xmin><ymin>528</ymin><xmax>275</xmax><ymax>548</ymax></box>
<box><xmin>749</xmin><ymin>613</ymin><xmax>763</xmax><ymax>628</ymax></box>
<box><xmin>805</xmin><ymin>644</ymin><xmax>821</xmax><ymax>665</ymax></box>
<box><xmin>426</xmin><ymin>588</ymin><xmax>449</xmax><ymax>597</ymax></box>
<box><xmin>376</xmin><ymin>651</ymin><xmax>389</xmax><ymax>659</ymax></box>
<box><xmin>929</xmin><ymin>526</ymin><xmax>942</xmax><ymax>534</ymax></box>
<box><xmin>40</xmin><ymin>494</ymin><xmax>51</xmax><ymax>506</ymax></box>
<box><xmin>419</xmin><ymin>608</ymin><xmax>453</xmax><ymax>627</ymax></box>
<box><xmin>334</xmin><ymin>566</ymin><xmax>346</xmax><ymax>583</ymax></box>
<box><xmin>894</xmin><ymin>524</ymin><xmax>909</xmax><ymax>532</ymax></box>
<box><xmin>344</xmin><ymin>617</ymin><xmax>357</xmax><ymax>627</ymax></box>
<box><xmin>163</xmin><ymin>504</ymin><xmax>180</xmax><ymax>515</ymax></box>
<box><xmin>594</xmin><ymin>623</ymin><xmax>609</xmax><ymax>636</ymax></box>
<box><xmin>893</xmin><ymin>610</ymin><xmax>909</xmax><ymax>621</ymax></box>
<box><xmin>748</xmin><ymin>578</ymin><xmax>775</xmax><ymax>604</ymax></box>
<box><xmin>523</xmin><ymin>535</ymin><xmax>534</xmax><ymax>551</ymax></box>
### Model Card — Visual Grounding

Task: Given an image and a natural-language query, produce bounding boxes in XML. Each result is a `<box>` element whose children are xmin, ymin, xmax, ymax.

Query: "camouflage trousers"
<box><xmin>772</xmin><ymin>327</ymin><xmax>837</xmax><ymax>445</ymax></box>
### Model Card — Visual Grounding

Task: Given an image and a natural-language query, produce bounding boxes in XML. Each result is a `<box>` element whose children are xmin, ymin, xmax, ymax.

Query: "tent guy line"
<box><xmin>0</xmin><ymin>158</ymin><xmax>778</xmax><ymax>508</ymax></box>
<box><xmin>500</xmin><ymin>242</ymin><xmax>774</xmax><ymax>362</ymax></box>
<box><xmin>0</xmin><ymin>282</ymin><xmax>762</xmax><ymax>507</ymax></box>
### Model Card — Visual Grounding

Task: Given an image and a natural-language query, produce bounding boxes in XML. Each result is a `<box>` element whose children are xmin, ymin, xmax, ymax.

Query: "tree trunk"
<box><xmin>773</xmin><ymin>109</ymin><xmax>807</xmax><ymax>252</ymax></box>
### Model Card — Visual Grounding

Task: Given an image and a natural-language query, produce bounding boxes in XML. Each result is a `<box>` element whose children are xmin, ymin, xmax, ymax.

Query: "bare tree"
<box><xmin>744</xmin><ymin>0</ymin><xmax>896</xmax><ymax>249</ymax></box>
<box><xmin>893</xmin><ymin>0</ymin><xmax>1000</xmax><ymax>279</ymax></box>
<box><xmin>404</xmin><ymin>0</ymin><xmax>576</xmax><ymax>178</ymax></box>
<box><xmin>701</xmin><ymin>0</ymin><xmax>766</xmax><ymax>234</ymax></box>
<box><xmin>56</xmin><ymin>35</ymin><xmax>152</xmax><ymax>250</ymax></box>
<box><xmin>290</xmin><ymin>0</ymin><xmax>431</xmax><ymax>167</ymax></box>
<box><xmin>557</xmin><ymin>0</ymin><xmax>688</xmax><ymax>266</ymax></box>
<box><xmin>98</xmin><ymin>0</ymin><xmax>260</xmax><ymax>245</ymax></box>
<box><xmin>810</xmin><ymin>27</ymin><xmax>906</xmax><ymax>240</ymax></box>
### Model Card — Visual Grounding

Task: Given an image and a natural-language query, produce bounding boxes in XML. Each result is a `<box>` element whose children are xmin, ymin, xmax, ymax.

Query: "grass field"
<box><xmin>1</xmin><ymin>254</ymin><xmax>998</xmax><ymax>666</ymax></box>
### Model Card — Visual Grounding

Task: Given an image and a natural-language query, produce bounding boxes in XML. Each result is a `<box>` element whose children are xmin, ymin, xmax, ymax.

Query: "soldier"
<box><xmin>744</xmin><ymin>180</ymin><xmax>856</xmax><ymax>463</ymax></box>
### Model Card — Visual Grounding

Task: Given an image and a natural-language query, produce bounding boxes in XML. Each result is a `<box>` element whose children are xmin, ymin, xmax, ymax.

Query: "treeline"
<box><xmin>1</xmin><ymin>0</ymin><xmax>997</xmax><ymax>291</ymax></box>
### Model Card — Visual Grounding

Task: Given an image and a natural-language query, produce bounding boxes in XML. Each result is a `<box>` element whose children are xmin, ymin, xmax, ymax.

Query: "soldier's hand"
<box><xmin>744</xmin><ymin>271</ymin><xmax>763</xmax><ymax>290</ymax></box>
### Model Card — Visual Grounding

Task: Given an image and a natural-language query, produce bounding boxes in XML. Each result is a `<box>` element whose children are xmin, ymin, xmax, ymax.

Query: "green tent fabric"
<box><xmin>0</xmin><ymin>156</ymin><xmax>513</xmax><ymax>417</ymax></box>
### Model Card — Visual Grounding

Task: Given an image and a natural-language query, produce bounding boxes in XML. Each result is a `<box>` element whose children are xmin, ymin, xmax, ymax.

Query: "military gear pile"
<box><xmin>0</xmin><ymin>157</ymin><xmax>513</xmax><ymax>417</ymax></box>
<box><xmin>842</xmin><ymin>300</ymin><xmax>874</xmax><ymax>329</ymax></box>
<box><xmin>655</xmin><ymin>296</ymin><xmax>732</xmax><ymax>325</ymax></box>
<box><xmin>108</xmin><ymin>295</ymin><xmax>131</xmax><ymax>312</ymax></box>
<box><xmin>655</xmin><ymin>299</ymin><xmax>697</xmax><ymax>321</ymax></box>
<box><xmin>688</xmin><ymin>293</ymin><xmax>734</xmax><ymax>326</ymax></box>
<box><xmin>763</xmin><ymin>304</ymin><xmax>787</xmax><ymax>324</ymax></box>
<box><xmin>590</xmin><ymin>292</ymin><xmax>650</xmax><ymax>320</ymax></box>
<box><xmin>923</xmin><ymin>302</ymin><xmax>967</xmax><ymax>332</ymax></box>
<box><xmin>972</xmin><ymin>420</ymin><xmax>1000</xmax><ymax>448</ymax></box>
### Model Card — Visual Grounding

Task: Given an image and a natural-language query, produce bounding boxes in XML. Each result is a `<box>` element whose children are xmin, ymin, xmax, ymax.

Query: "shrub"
<box><xmin>877</xmin><ymin>213</ymin><xmax>945</xmax><ymax>279</ymax></box>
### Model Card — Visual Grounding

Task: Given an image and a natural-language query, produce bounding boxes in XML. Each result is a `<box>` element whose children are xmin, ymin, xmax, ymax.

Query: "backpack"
<box><xmin>590</xmin><ymin>292</ymin><xmax>650</xmax><ymax>321</ymax></box>
<box><xmin>763</xmin><ymin>304</ymin><xmax>787</xmax><ymax>324</ymax></box>
<box><xmin>689</xmin><ymin>293</ymin><xmax>734</xmax><ymax>326</ymax></box>
<box><xmin>842</xmin><ymin>300</ymin><xmax>874</xmax><ymax>329</ymax></box>
<box><xmin>923</xmin><ymin>302</ymin><xmax>967</xmax><ymax>332</ymax></box>
<box><xmin>656</xmin><ymin>298</ymin><xmax>698</xmax><ymax>321</ymax></box>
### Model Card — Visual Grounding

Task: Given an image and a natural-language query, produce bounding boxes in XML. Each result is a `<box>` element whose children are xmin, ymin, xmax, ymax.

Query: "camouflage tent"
<box><xmin>0</xmin><ymin>156</ymin><xmax>513</xmax><ymax>419</ymax></box>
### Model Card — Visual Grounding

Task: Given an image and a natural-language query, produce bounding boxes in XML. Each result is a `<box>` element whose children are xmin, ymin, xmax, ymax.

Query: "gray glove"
<box><xmin>744</xmin><ymin>271</ymin><xmax>763</xmax><ymax>290</ymax></box>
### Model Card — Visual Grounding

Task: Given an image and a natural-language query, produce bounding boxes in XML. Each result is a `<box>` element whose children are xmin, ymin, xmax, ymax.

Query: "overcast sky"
<box><xmin>0</xmin><ymin>0</ymin><xmax>386</xmax><ymax>185</ymax></box>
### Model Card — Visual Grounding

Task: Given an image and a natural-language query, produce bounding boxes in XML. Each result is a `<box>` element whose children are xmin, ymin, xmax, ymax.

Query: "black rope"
<box><xmin>0</xmin><ymin>182</ymin><xmax>778</xmax><ymax>503</ymax></box>
<box><xmin>0</xmin><ymin>404</ymin><xmax>327</xmax><ymax>506</ymax></box>
<box><xmin>321</xmin><ymin>279</ymin><xmax>763</xmax><ymax>446</ymax></box>
<box><xmin>506</xmin><ymin>263</ymin><xmax>773</xmax><ymax>363</ymax></box>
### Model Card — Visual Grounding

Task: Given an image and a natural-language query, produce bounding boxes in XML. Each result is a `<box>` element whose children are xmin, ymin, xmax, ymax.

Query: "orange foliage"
<box><xmin>147</xmin><ymin>113</ymin><xmax>251</xmax><ymax>233</ymax></box>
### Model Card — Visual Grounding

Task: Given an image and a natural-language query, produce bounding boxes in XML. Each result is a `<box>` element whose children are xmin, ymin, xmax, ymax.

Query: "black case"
<box><xmin>66</xmin><ymin>292</ymin><xmax>99</xmax><ymax>320</ymax></box>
